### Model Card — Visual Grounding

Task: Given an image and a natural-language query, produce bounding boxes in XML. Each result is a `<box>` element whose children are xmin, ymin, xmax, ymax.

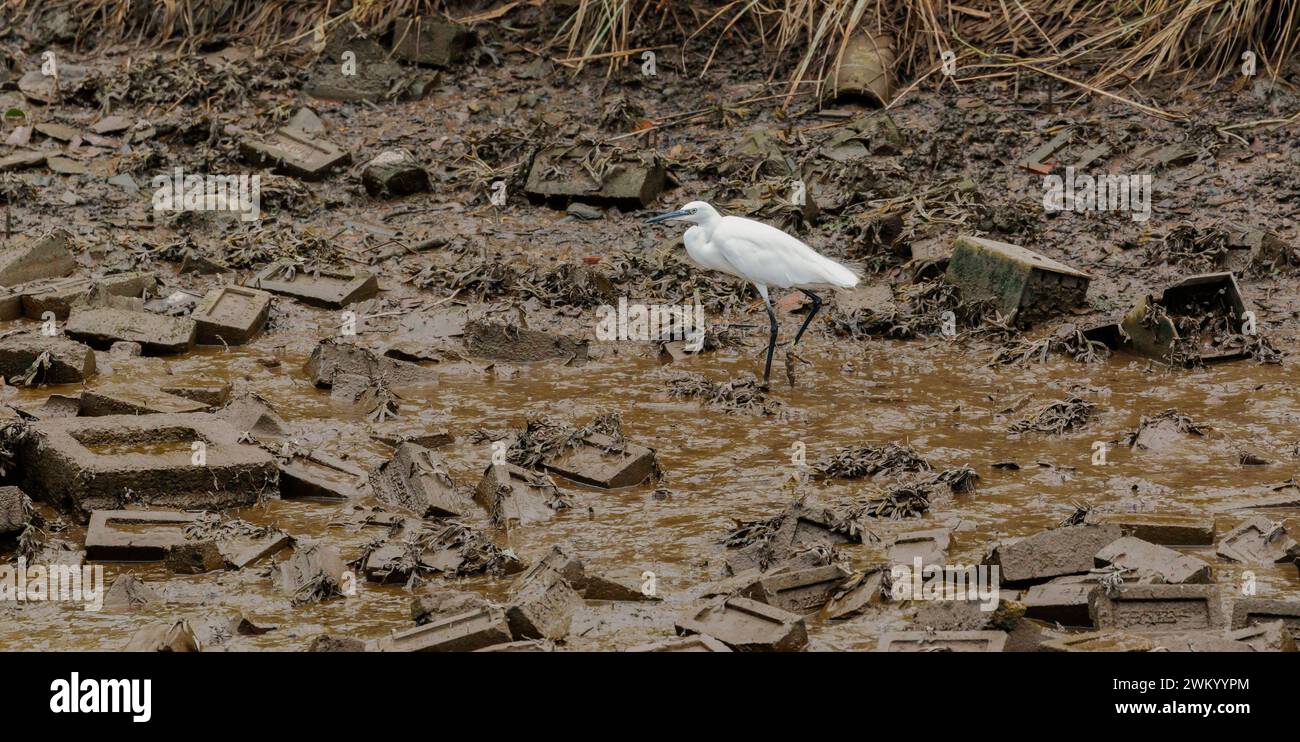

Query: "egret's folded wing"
<box><xmin>713</xmin><ymin>233</ymin><xmax>805</xmax><ymax>289</ymax></box>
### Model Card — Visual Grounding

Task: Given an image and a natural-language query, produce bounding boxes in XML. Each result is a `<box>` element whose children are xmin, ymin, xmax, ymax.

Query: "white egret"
<box><xmin>646</xmin><ymin>200</ymin><xmax>859</xmax><ymax>387</ymax></box>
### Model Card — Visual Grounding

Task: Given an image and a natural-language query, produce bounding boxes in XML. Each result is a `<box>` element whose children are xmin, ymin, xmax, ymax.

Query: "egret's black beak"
<box><xmin>645</xmin><ymin>209</ymin><xmax>689</xmax><ymax>225</ymax></box>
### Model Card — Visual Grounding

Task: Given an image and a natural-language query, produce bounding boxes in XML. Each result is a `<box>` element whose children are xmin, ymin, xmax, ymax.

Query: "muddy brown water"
<box><xmin>2</xmin><ymin>307</ymin><xmax>1296</xmax><ymax>651</ymax></box>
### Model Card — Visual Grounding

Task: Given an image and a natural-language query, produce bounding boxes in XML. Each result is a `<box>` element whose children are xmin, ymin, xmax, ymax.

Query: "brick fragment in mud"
<box><xmin>0</xmin><ymin>333</ymin><xmax>95</xmax><ymax>384</ymax></box>
<box><xmin>0</xmin><ymin>485</ymin><xmax>31</xmax><ymax>535</ymax></box>
<box><xmin>1021</xmin><ymin>577</ymin><xmax>1096</xmax><ymax>627</ymax></box>
<box><xmin>876</xmin><ymin>630</ymin><xmax>1007</xmax><ymax>652</ymax></box>
<box><xmin>279</xmin><ymin>451</ymin><xmax>368</xmax><ymax>500</ymax></box>
<box><xmin>123</xmin><ymin>620</ymin><xmax>200</xmax><ymax>652</ymax></box>
<box><xmin>944</xmin><ymin>234</ymin><xmax>1090</xmax><ymax>325</ymax></box>
<box><xmin>274</xmin><ymin>541</ymin><xmax>351</xmax><ymax>605</ymax></box>
<box><xmin>739</xmin><ymin>564</ymin><xmax>849</xmax><ymax>614</ymax></box>
<box><xmin>191</xmin><ymin>285</ymin><xmax>271</xmax><ymax>345</ymax></box>
<box><xmin>1094</xmin><ymin>536</ymin><xmax>1212</xmax><ymax>584</ymax></box>
<box><xmin>65</xmin><ymin>307</ymin><xmax>196</xmax><ymax>355</ymax></box>
<box><xmin>583</xmin><ymin>568</ymin><xmax>661</xmax><ymax>602</ymax></box>
<box><xmin>675</xmin><ymin>597</ymin><xmax>808</xmax><ymax>652</ymax></box>
<box><xmin>371</xmin><ymin>442</ymin><xmax>469</xmax><ymax>517</ymax></box>
<box><xmin>505</xmin><ymin>565</ymin><xmax>582</xmax><ymax>641</ymax></box>
<box><xmin>0</xmin><ymin>230</ymin><xmax>76</xmax><ymax>287</ymax></box>
<box><xmin>1086</xmin><ymin>510</ymin><xmax>1215</xmax><ymax>546</ymax></box>
<box><xmin>304</xmin><ymin>339</ymin><xmax>436</xmax><ymax>388</ymax></box>
<box><xmin>22</xmin><ymin>415</ymin><xmax>277</xmax><ymax>520</ymax></box>
<box><xmin>462</xmin><ymin>319</ymin><xmax>589</xmax><ymax>363</ymax></box>
<box><xmin>20</xmin><ymin>271</ymin><xmax>155</xmax><ymax>321</ymax></box>
<box><xmin>362</xmin><ymin>149</ymin><xmax>430</xmax><ymax>197</ymax></box>
<box><xmin>79</xmin><ymin>386</ymin><xmax>209</xmax><ymax>416</ymax></box>
<box><xmin>371</xmin><ymin>607</ymin><xmax>512</xmax><ymax>652</ymax></box>
<box><xmin>983</xmin><ymin>523</ymin><xmax>1122</xmax><ymax>586</ymax></box>
<box><xmin>541</xmin><ymin>432</ymin><xmax>657</xmax><ymax>489</ymax></box>
<box><xmin>1229</xmin><ymin>598</ymin><xmax>1300</xmax><ymax>639</ymax></box>
<box><xmin>239</xmin><ymin>126</ymin><xmax>351</xmax><ymax>180</ymax></box>
<box><xmin>1089</xmin><ymin>584</ymin><xmax>1225</xmax><ymax>632</ymax></box>
<box><xmin>251</xmin><ymin>261</ymin><xmax>377</xmax><ymax>308</ymax></box>
<box><xmin>524</xmin><ymin>145</ymin><xmax>666</xmax><ymax>208</ymax></box>
<box><xmin>474</xmin><ymin>463</ymin><xmax>569</xmax><ymax>530</ymax></box>
<box><xmin>1216</xmin><ymin>515</ymin><xmax>1299</xmax><ymax>565</ymax></box>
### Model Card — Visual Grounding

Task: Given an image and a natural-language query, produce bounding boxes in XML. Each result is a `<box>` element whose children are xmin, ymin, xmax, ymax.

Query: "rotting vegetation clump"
<box><xmin>1008</xmin><ymin>396</ymin><xmax>1096</xmax><ymax>435</ymax></box>
<box><xmin>990</xmin><ymin>324</ymin><xmax>1110</xmax><ymax>366</ymax></box>
<box><xmin>810</xmin><ymin>442</ymin><xmax>930</xmax><ymax>480</ymax></box>
<box><xmin>665</xmin><ymin>372</ymin><xmax>783</xmax><ymax>416</ymax></box>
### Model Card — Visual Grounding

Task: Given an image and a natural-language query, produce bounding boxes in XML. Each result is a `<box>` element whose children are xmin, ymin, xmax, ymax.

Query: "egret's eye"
<box><xmin>689</xmin><ymin>208</ymin><xmax>697</xmax><ymax>214</ymax></box>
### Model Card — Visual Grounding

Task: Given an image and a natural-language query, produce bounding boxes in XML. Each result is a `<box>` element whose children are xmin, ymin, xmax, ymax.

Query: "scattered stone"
<box><xmin>160</xmin><ymin>384</ymin><xmax>231</xmax><ymax>408</ymax></box>
<box><xmin>361</xmin><ymin>149</ymin><xmax>430</xmax><ymax>197</ymax></box>
<box><xmin>583</xmin><ymin>568</ymin><xmax>660</xmax><ymax>602</ymax></box>
<box><xmin>85</xmin><ymin>510</ymin><xmax>200</xmax><ymax>560</ymax></box>
<box><xmin>886</xmin><ymin>527</ymin><xmax>951</xmax><ymax>566</ymax></box>
<box><xmin>1087</xmin><ymin>510</ymin><xmax>1215</xmax><ymax>546</ymax></box>
<box><xmin>1022</xmin><ymin>577</ymin><xmax>1095</xmax><ymax>627</ymax></box>
<box><xmin>21</xmin><ymin>414</ymin><xmax>277</xmax><ymax>519</ymax></box>
<box><xmin>304</xmin><ymin>339</ymin><xmax>437</xmax><ymax>388</ymax></box>
<box><xmin>108</xmin><ymin>341</ymin><xmax>142</xmax><ymax>358</ymax></box>
<box><xmin>741</xmin><ymin>564</ymin><xmax>850</xmax><ymax>614</ymax></box>
<box><xmin>371</xmin><ymin>607</ymin><xmax>512</xmax><ymax>652</ymax></box>
<box><xmin>675</xmin><ymin>596</ymin><xmax>808</xmax><ymax>652</ymax></box>
<box><xmin>945</xmin><ymin>234</ymin><xmax>1090</xmax><ymax>324</ymax></box>
<box><xmin>462</xmin><ymin>319</ymin><xmax>590</xmax><ymax>363</ymax></box>
<box><xmin>0</xmin><ymin>150</ymin><xmax>46</xmax><ymax>172</ymax></box>
<box><xmin>1090</xmin><ymin>584</ymin><xmax>1225</xmax><ymax>632</ymax></box>
<box><xmin>65</xmin><ymin>307</ymin><xmax>196</xmax><ymax>355</ymax></box>
<box><xmin>540</xmin><ymin>432</ymin><xmax>657</xmax><ymax>489</ymax></box>
<box><xmin>280</xmin><ymin>451</ymin><xmax>368</xmax><ymax>500</ymax></box>
<box><xmin>505</xmin><ymin>561</ymin><xmax>583</xmax><ymax>641</ymax></box>
<box><xmin>1216</xmin><ymin>515</ymin><xmax>1298</xmax><ymax>565</ymax></box>
<box><xmin>0</xmin><ymin>485</ymin><xmax>32</xmax><ymax>536</ymax></box>
<box><xmin>391</xmin><ymin>17</ymin><xmax>475</xmax><ymax>67</ymax></box>
<box><xmin>191</xmin><ymin>286</ymin><xmax>272</xmax><ymax>345</ymax></box>
<box><xmin>102</xmin><ymin>574</ymin><xmax>159</xmax><ymax>610</ymax></box>
<box><xmin>239</xmin><ymin>126</ymin><xmax>351</xmax><ymax>180</ymax></box>
<box><xmin>123</xmin><ymin>620</ymin><xmax>200</xmax><ymax>652</ymax></box>
<box><xmin>371</xmin><ymin>442</ymin><xmax>469</xmax><ymax>517</ymax></box>
<box><xmin>216</xmin><ymin>393</ymin><xmax>288</xmax><ymax>438</ymax></box>
<box><xmin>21</xmin><ymin>272</ymin><xmax>155</xmax><ymax>321</ymax></box>
<box><xmin>0</xmin><ymin>231</ymin><xmax>76</xmax><ymax>287</ymax></box>
<box><xmin>273</xmin><ymin>541</ymin><xmax>351</xmax><ymax>605</ymax></box>
<box><xmin>250</xmin><ymin>261</ymin><xmax>377</xmax><ymax>308</ymax></box>
<box><xmin>1229</xmin><ymin>598</ymin><xmax>1300</xmax><ymax>638</ymax></box>
<box><xmin>79</xmin><ymin>386</ymin><xmax>210</xmax><ymax>416</ymax></box>
<box><xmin>524</xmin><ymin>145</ymin><xmax>666</xmax><ymax>208</ymax></box>
<box><xmin>820</xmin><ymin>567</ymin><xmax>888</xmax><ymax>620</ymax></box>
<box><xmin>1094</xmin><ymin>536</ymin><xmax>1212</xmax><ymax>584</ymax></box>
<box><xmin>474</xmin><ymin>463</ymin><xmax>569</xmax><ymax>530</ymax></box>
<box><xmin>877</xmin><ymin>630</ymin><xmax>1007</xmax><ymax>652</ymax></box>
<box><xmin>0</xmin><ymin>333</ymin><xmax>95</xmax><ymax>384</ymax></box>
<box><xmin>984</xmin><ymin>524</ymin><xmax>1122</xmax><ymax>586</ymax></box>
<box><xmin>411</xmin><ymin>589</ymin><xmax>490</xmax><ymax>625</ymax></box>
<box><xmin>164</xmin><ymin>539</ymin><xmax>225</xmax><ymax>574</ymax></box>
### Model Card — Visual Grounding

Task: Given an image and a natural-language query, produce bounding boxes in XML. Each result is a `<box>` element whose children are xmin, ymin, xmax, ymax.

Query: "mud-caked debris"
<box><xmin>945</xmin><ymin>235</ymin><xmax>1090</xmax><ymax>325</ymax></box>
<box><xmin>990</xmin><ymin>323</ymin><xmax>1110</xmax><ymax>365</ymax></box>
<box><xmin>739</xmin><ymin>564</ymin><xmax>850</xmax><ymax>615</ymax></box>
<box><xmin>675</xmin><ymin>596</ymin><xmax>808</xmax><ymax>652</ymax></box>
<box><xmin>308</xmin><ymin>635</ymin><xmax>367</xmax><ymax>652</ymax></box>
<box><xmin>371</xmin><ymin>442</ymin><xmax>469</xmax><ymax>517</ymax></box>
<box><xmin>1022</xmin><ymin>576</ymin><xmax>1096</xmax><ymax>627</ymax></box>
<box><xmin>462</xmin><ymin>319</ymin><xmax>589</xmax><ymax>364</ymax></box>
<box><xmin>360</xmin><ymin>520</ymin><xmax>524</xmax><ymax>582</ymax></box>
<box><xmin>391</xmin><ymin>16</ymin><xmax>475</xmax><ymax>67</ymax></box>
<box><xmin>1120</xmin><ymin>272</ymin><xmax>1281</xmax><ymax>365</ymax></box>
<box><xmin>0</xmin><ymin>334</ymin><xmax>95</xmax><ymax>385</ymax></box>
<box><xmin>1086</xmin><ymin>509</ymin><xmax>1215</xmax><ymax>546</ymax></box>
<box><xmin>1227</xmin><ymin>621</ymin><xmax>1297</xmax><ymax>652</ymax></box>
<box><xmin>877</xmin><ymin>630</ymin><xmax>1007</xmax><ymax>652</ymax></box>
<box><xmin>524</xmin><ymin>144</ymin><xmax>666</xmax><ymax>209</ymax></box>
<box><xmin>984</xmin><ymin>523</ymin><xmax>1123</xmax><ymax>586</ymax></box>
<box><xmin>411</xmin><ymin>588</ymin><xmax>490</xmax><ymax>626</ymax></box>
<box><xmin>820</xmin><ymin>566</ymin><xmax>890</xmax><ymax>620</ymax></box>
<box><xmin>1039</xmin><ymin>629</ymin><xmax>1156</xmax><ymax>652</ymax></box>
<box><xmin>583</xmin><ymin>568</ymin><xmax>661</xmax><ymax>602</ymax></box>
<box><xmin>191</xmin><ymin>286</ymin><xmax>271</xmax><ymax>345</ymax></box>
<box><xmin>724</xmin><ymin>501</ymin><xmax>856</xmax><ymax>574</ymax></box>
<box><xmin>1094</xmin><ymin>536</ymin><xmax>1212</xmax><ymax>584</ymax></box>
<box><xmin>102</xmin><ymin>574</ymin><xmax>159</xmax><ymax>611</ymax></box>
<box><xmin>251</xmin><ymin>261</ymin><xmax>378</xmax><ymax>309</ymax></box>
<box><xmin>274</xmin><ymin>541</ymin><xmax>351</xmax><ymax>606</ymax></box>
<box><xmin>1216</xmin><ymin>516</ymin><xmax>1297</xmax><ymax>566</ymax></box>
<box><xmin>361</xmin><ymin>149</ymin><xmax>430</xmax><ymax>198</ymax></box>
<box><xmin>507</xmin><ymin>411</ymin><xmax>659</xmax><ymax>488</ymax></box>
<box><xmin>240</xmin><ymin>125</ymin><xmax>351</xmax><ymax>181</ymax></box>
<box><xmin>0</xmin><ymin>485</ymin><xmax>32</xmax><ymax>536</ymax></box>
<box><xmin>628</xmin><ymin>635</ymin><xmax>732</xmax><ymax>652</ymax></box>
<box><xmin>123</xmin><ymin>619</ymin><xmax>200</xmax><ymax>652</ymax></box>
<box><xmin>828</xmin><ymin>278</ymin><xmax>1000</xmax><ymax>340</ymax></box>
<box><xmin>474</xmin><ymin>463</ymin><xmax>571</xmax><ymax>531</ymax></box>
<box><xmin>0</xmin><ymin>230</ymin><xmax>76</xmax><ymax>287</ymax></box>
<box><xmin>1122</xmin><ymin>409</ymin><xmax>1206</xmax><ymax>450</ymax></box>
<box><xmin>1230</xmin><ymin>598</ymin><xmax>1300</xmax><ymax>638</ymax></box>
<box><xmin>280</xmin><ymin>450</ymin><xmax>368</xmax><ymax>500</ymax></box>
<box><xmin>371</xmin><ymin>607</ymin><xmax>512</xmax><ymax>652</ymax></box>
<box><xmin>304</xmin><ymin>339</ymin><xmax>437</xmax><ymax>389</ymax></box>
<box><xmin>64</xmin><ymin>307</ymin><xmax>196</xmax><ymax>355</ymax></box>
<box><xmin>1007</xmin><ymin>396</ymin><xmax>1095</xmax><ymax>435</ymax></box>
<box><xmin>505</xmin><ymin>559</ymin><xmax>583</xmax><ymax>641</ymax></box>
<box><xmin>79</xmin><ymin>385</ymin><xmax>209</xmax><ymax>416</ymax></box>
<box><xmin>1090</xmin><ymin>584</ymin><xmax>1224</xmax><ymax>632</ymax></box>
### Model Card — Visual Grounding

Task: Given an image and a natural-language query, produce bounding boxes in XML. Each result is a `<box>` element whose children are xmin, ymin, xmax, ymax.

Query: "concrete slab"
<box><xmin>524</xmin><ymin>145</ymin><xmax>666</xmax><ymax>208</ymax></box>
<box><xmin>741</xmin><ymin>564</ymin><xmax>850</xmax><ymax>614</ymax></box>
<box><xmin>474</xmin><ymin>463</ymin><xmax>568</xmax><ymax>530</ymax></box>
<box><xmin>239</xmin><ymin>126</ymin><xmax>351</xmax><ymax>180</ymax></box>
<box><xmin>0</xmin><ymin>231</ymin><xmax>76</xmax><ymax>287</ymax></box>
<box><xmin>279</xmin><ymin>451</ymin><xmax>368</xmax><ymax>500</ymax></box>
<box><xmin>1094</xmin><ymin>536</ymin><xmax>1212</xmax><ymax>584</ymax></box>
<box><xmin>370</xmin><ymin>608</ymin><xmax>512</xmax><ymax>652</ymax></box>
<box><xmin>945</xmin><ymin>235</ymin><xmax>1090</xmax><ymax>323</ymax></box>
<box><xmin>541</xmin><ymin>432</ymin><xmax>657</xmax><ymax>489</ymax></box>
<box><xmin>1087</xmin><ymin>510</ymin><xmax>1215</xmax><ymax>546</ymax></box>
<box><xmin>1216</xmin><ymin>515</ymin><xmax>1298</xmax><ymax>565</ymax></box>
<box><xmin>371</xmin><ymin>442</ymin><xmax>469</xmax><ymax>517</ymax></box>
<box><xmin>1039</xmin><ymin>630</ymin><xmax>1155</xmax><ymax>652</ymax></box>
<box><xmin>985</xmin><ymin>524</ymin><xmax>1122</xmax><ymax>586</ymax></box>
<box><xmin>0</xmin><ymin>333</ymin><xmax>95</xmax><ymax>383</ymax></box>
<box><xmin>1229</xmin><ymin>598</ymin><xmax>1300</xmax><ymax>638</ymax></box>
<box><xmin>79</xmin><ymin>386</ymin><xmax>210</xmax><ymax>416</ymax></box>
<box><xmin>85</xmin><ymin>510</ymin><xmax>200</xmax><ymax>560</ymax></box>
<box><xmin>1090</xmin><ymin>584</ymin><xmax>1224</xmax><ymax>632</ymax></box>
<box><xmin>628</xmin><ymin>635</ymin><xmax>732</xmax><ymax>652</ymax></box>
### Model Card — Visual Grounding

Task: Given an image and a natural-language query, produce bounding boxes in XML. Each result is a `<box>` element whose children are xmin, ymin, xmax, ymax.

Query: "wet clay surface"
<box><xmin>1</xmin><ymin>8</ymin><xmax>1299</xmax><ymax>651</ymax></box>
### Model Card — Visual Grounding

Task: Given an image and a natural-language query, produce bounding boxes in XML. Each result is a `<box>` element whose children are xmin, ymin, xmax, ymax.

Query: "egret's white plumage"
<box><xmin>646</xmin><ymin>200</ymin><xmax>859</xmax><ymax>387</ymax></box>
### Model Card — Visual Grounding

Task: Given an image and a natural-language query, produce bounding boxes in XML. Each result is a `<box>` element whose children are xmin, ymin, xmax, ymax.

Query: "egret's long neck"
<box><xmin>693</xmin><ymin>209</ymin><xmax>720</xmax><ymax>239</ymax></box>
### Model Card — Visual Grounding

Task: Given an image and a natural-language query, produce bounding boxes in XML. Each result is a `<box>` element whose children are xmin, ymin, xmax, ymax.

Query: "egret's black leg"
<box><xmin>762</xmin><ymin>301</ymin><xmax>778</xmax><ymax>387</ymax></box>
<box><xmin>791</xmin><ymin>289</ymin><xmax>823</xmax><ymax>347</ymax></box>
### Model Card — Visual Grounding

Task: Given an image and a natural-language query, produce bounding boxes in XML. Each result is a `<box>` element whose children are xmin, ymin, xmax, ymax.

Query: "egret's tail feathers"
<box><xmin>822</xmin><ymin>258</ymin><xmax>860</xmax><ymax>289</ymax></box>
